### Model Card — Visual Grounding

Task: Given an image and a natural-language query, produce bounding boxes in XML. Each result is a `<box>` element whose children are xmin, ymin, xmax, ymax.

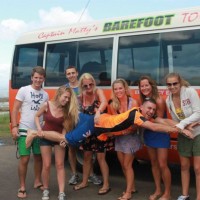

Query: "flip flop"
<box><xmin>17</xmin><ymin>189</ymin><xmax>27</xmax><ymax>198</ymax></box>
<box><xmin>158</xmin><ymin>198</ymin><xmax>171</xmax><ymax>200</ymax></box>
<box><xmin>132</xmin><ymin>190</ymin><xmax>138</xmax><ymax>194</ymax></box>
<box><xmin>98</xmin><ymin>187</ymin><xmax>111</xmax><ymax>195</ymax></box>
<box><xmin>149</xmin><ymin>193</ymin><xmax>162</xmax><ymax>200</ymax></box>
<box><xmin>73</xmin><ymin>184</ymin><xmax>88</xmax><ymax>191</ymax></box>
<box><xmin>123</xmin><ymin>190</ymin><xmax>138</xmax><ymax>195</ymax></box>
<box><xmin>118</xmin><ymin>197</ymin><xmax>131</xmax><ymax>200</ymax></box>
<box><xmin>34</xmin><ymin>184</ymin><xmax>44</xmax><ymax>191</ymax></box>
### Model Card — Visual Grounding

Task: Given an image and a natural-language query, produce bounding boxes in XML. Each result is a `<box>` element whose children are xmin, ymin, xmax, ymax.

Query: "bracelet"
<box><xmin>179</xmin><ymin>129</ymin><xmax>183</xmax><ymax>134</ymax></box>
<box><xmin>175</xmin><ymin>127</ymin><xmax>183</xmax><ymax>134</ymax></box>
<box><xmin>12</xmin><ymin>125</ymin><xmax>19</xmax><ymax>128</ymax></box>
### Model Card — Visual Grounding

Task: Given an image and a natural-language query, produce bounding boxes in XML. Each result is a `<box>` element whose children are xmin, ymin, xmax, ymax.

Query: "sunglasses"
<box><xmin>143</xmin><ymin>97</ymin><xmax>156</xmax><ymax>104</ymax></box>
<box><xmin>83</xmin><ymin>83</ymin><xmax>94</xmax><ymax>89</ymax></box>
<box><xmin>166</xmin><ymin>82</ymin><xmax>179</xmax><ymax>87</ymax></box>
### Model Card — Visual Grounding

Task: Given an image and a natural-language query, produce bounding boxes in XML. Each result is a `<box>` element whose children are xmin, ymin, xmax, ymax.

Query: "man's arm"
<box><xmin>141</xmin><ymin>120</ymin><xmax>194</xmax><ymax>139</ymax></box>
<box><xmin>155</xmin><ymin>117</ymin><xmax>199</xmax><ymax>133</ymax></box>
<box><xmin>11</xmin><ymin>99</ymin><xmax>22</xmax><ymax>140</ymax></box>
<box><xmin>154</xmin><ymin>117</ymin><xmax>177</xmax><ymax>126</ymax></box>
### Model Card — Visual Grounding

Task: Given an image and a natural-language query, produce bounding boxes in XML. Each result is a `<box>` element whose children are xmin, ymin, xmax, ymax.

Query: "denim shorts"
<box><xmin>40</xmin><ymin>138</ymin><xmax>59</xmax><ymax>146</ymax></box>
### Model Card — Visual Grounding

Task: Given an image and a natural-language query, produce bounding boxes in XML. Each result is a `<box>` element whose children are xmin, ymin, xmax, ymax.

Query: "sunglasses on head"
<box><xmin>166</xmin><ymin>82</ymin><xmax>179</xmax><ymax>87</ymax></box>
<box><xmin>82</xmin><ymin>83</ymin><xmax>94</xmax><ymax>89</ymax></box>
<box><xmin>143</xmin><ymin>97</ymin><xmax>156</xmax><ymax>104</ymax></box>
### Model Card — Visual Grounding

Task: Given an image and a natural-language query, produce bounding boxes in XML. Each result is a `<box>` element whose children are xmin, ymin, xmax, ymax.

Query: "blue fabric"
<box><xmin>65</xmin><ymin>83</ymin><xmax>79</xmax><ymax>95</ymax></box>
<box><xmin>144</xmin><ymin>112</ymin><xmax>170</xmax><ymax>148</ymax></box>
<box><xmin>143</xmin><ymin>129</ymin><xmax>170</xmax><ymax>148</ymax></box>
<box><xmin>65</xmin><ymin>113</ymin><xmax>94</xmax><ymax>146</ymax></box>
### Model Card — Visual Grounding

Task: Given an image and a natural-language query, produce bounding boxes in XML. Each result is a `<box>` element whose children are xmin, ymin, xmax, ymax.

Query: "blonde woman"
<box><xmin>165</xmin><ymin>73</ymin><xmax>200</xmax><ymax>200</ymax></box>
<box><xmin>35</xmin><ymin>85</ymin><xmax>78</xmax><ymax>200</ymax></box>
<box><xmin>107</xmin><ymin>78</ymin><xmax>141</xmax><ymax>200</ymax></box>
<box><xmin>74</xmin><ymin>73</ymin><xmax>114</xmax><ymax>195</ymax></box>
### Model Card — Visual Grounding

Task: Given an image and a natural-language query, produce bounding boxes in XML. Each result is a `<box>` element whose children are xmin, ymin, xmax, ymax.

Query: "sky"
<box><xmin>0</xmin><ymin>0</ymin><xmax>200</xmax><ymax>97</ymax></box>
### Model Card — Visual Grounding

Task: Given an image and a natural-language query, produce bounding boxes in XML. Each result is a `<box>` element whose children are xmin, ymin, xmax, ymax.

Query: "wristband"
<box><xmin>179</xmin><ymin>129</ymin><xmax>183</xmax><ymax>134</ymax></box>
<box><xmin>175</xmin><ymin>127</ymin><xmax>183</xmax><ymax>134</ymax></box>
<box><xmin>12</xmin><ymin>124</ymin><xmax>19</xmax><ymax>128</ymax></box>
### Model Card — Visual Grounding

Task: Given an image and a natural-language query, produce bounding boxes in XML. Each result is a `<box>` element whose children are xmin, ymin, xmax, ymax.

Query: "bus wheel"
<box><xmin>76</xmin><ymin>149</ymin><xmax>99</xmax><ymax>173</ymax></box>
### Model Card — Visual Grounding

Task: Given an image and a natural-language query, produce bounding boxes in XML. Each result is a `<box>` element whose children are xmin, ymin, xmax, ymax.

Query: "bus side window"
<box><xmin>98</xmin><ymin>72</ymin><xmax>111</xmax><ymax>86</ymax></box>
<box><xmin>80</xmin><ymin>61</ymin><xmax>106</xmax><ymax>85</ymax></box>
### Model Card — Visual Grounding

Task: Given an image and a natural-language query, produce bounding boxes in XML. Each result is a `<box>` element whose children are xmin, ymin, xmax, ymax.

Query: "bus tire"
<box><xmin>76</xmin><ymin>149</ymin><xmax>99</xmax><ymax>173</ymax></box>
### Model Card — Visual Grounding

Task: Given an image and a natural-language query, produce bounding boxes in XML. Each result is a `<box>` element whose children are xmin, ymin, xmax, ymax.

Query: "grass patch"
<box><xmin>0</xmin><ymin>113</ymin><xmax>10</xmax><ymax>137</ymax></box>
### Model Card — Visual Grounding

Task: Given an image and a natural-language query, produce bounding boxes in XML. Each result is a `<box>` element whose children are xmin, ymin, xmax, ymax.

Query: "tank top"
<box><xmin>175</xmin><ymin>107</ymin><xmax>185</xmax><ymax>120</ymax></box>
<box><xmin>79</xmin><ymin>92</ymin><xmax>99</xmax><ymax>115</ymax></box>
<box><xmin>42</xmin><ymin>102</ymin><xmax>64</xmax><ymax>133</ymax></box>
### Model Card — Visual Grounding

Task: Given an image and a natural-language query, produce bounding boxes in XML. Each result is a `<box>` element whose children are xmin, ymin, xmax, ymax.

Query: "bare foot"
<box><xmin>26</xmin><ymin>129</ymin><xmax>37</xmax><ymax>148</ymax></box>
<box><xmin>149</xmin><ymin>193</ymin><xmax>162</xmax><ymax>200</ymax></box>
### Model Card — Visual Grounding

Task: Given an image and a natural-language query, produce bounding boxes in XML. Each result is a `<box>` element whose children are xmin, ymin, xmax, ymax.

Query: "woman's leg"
<box><xmin>147</xmin><ymin>147</ymin><xmax>162</xmax><ymax>199</ymax></box>
<box><xmin>179</xmin><ymin>156</ymin><xmax>190</xmax><ymax>196</ymax></box>
<box><xmin>26</xmin><ymin>130</ymin><xmax>65</xmax><ymax>148</ymax></box>
<box><xmin>40</xmin><ymin>146</ymin><xmax>52</xmax><ymax>190</ymax></box>
<box><xmin>122</xmin><ymin>153</ymin><xmax>134</xmax><ymax>199</ymax></box>
<box><xmin>125</xmin><ymin>154</ymin><xmax>135</xmax><ymax>192</ymax></box>
<box><xmin>26</xmin><ymin>115</ymin><xmax>94</xmax><ymax>148</ymax></box>
<box><xmin>117</xmin><ymin>151</ymin><xmax>125</xmax><ymax>174</ymax></box>
<box><xmin>157</xmin><ymin>148</ymin><xmax>171</xmax><ymax>199</ymax></box>
<box><xmin>54</xmin><ymin>145</ymin><xmax>66</xmax><ymax>193</ymax></box>
<box><xmin>97</xmin><ymin>152</ymin><xmax>109</xmax><ymax>191</ymax></box>
<box><xmin>74</xmin><ymin>151</ymin><xmax>92</xmax><ymax>189</ymax></box>
<box><xmin>194</xmin><ymin>156</ymin><xmax>200</xmax><ymax>200</ymax></box>
<box><xmin>117</xmin><ymin>151</ymin><xmax>134</xmax><ymax>199</ymax></box>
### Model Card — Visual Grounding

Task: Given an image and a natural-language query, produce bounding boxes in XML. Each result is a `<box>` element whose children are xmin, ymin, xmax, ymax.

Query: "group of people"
<box><xmin>11</xmin><ymin>65</ymin><xmax>200</xmax><ymax>200</ymax></box>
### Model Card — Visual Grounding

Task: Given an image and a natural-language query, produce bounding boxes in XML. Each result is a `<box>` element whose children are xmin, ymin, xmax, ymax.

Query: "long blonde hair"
<box><xmin>111</xmin><ymin>78</ymin><xmax>131</xmax><ymax>111</ymax></box>
<box><xmin>79</xmin><ymin>73</ymin><xmax>96</xmax><ymax>94</ymax></box>
<box><xmin>53</xmin><ymin>85</ymin><xmax>79</xmax><ymax>131</ymax></box>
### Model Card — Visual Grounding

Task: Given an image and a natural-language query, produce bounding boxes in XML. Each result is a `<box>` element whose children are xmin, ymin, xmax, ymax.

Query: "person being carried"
<box><xmin>26</xmin><ymin>98</ymin><xmax>194</xmax><ymax>151</ymax></box>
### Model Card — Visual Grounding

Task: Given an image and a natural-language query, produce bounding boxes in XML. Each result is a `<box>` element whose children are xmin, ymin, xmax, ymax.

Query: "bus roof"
<box><xmin>16</xmin><ymin>6</ymin><xmax>200</xmax><ymax>44</ymax></box>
